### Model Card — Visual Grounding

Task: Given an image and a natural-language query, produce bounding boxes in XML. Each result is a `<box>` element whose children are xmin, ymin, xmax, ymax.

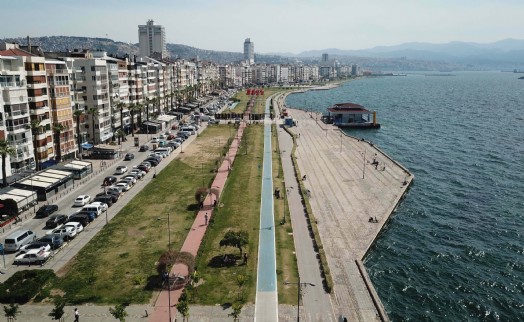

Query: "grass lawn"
<box><xmin>229</xmin><ymin>88</ymin><xmax>287</xmax><ymax>114</ymax></box>
<box><xmin>192</xmin><ymin>125</ymin><xmax>264</xmax><ymax>305</ymax></box>
<box><xmin>51</xmin><ymin>126</ymin><xmax>232</xmax><ymax>304</ymax></box>
<box><xmin>272</xmin><ymin>124</ymin><xmax>299</xmax><ymax>304</ymax></box>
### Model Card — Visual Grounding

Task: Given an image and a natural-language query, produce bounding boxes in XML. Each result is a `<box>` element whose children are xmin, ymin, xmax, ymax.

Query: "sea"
<box><xmin>285</xmin><ymin>72</ymin><xmax>524</xmax><ymax>322</ymax></box>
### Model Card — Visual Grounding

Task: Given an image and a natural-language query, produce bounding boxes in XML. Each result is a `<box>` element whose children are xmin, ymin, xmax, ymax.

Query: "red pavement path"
<box><xmin>149</xmin><ymin>122</ymin><xmax>247</xmax><ymax>322</ymax></box>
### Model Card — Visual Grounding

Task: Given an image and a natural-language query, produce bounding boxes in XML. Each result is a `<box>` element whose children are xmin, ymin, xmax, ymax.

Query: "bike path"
<box><xmin>254</xmin><ymin>97</ymin><xmax>279</xmax><ymax>322</ymax></box>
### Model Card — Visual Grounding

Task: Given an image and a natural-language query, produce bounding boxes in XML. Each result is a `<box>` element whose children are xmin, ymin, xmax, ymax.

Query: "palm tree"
<box><xmin>145</xmin><ymin>98</ymin><xmax>152</xmax><ymax>121</ymax></box>
<box><xmin>116</xmin><ymin>102</ymin><xmax>127</xmax><ymax>135</ymax></box>
<box><xmin>87</xmin><ymin>107</ymin><xmax>99</xmax><ymax>146</ymax></box>
<box><xmin>115</xmin><ymin>129</ymin><xmax>125</xmax><ymax>145</ymax></box>
<box><xmin>28</xmin><ymin>119</ymin><xmax>42</xmax><ymax>171</ymax></box>
<box><xmin>0</xmin><ymin>140</ymin><xmax>16</xmax><ymax>187</ymax></box>
<box><xmin>128</xmin><ymin>103</ymin><xmax>136</xmax><ymax>137</ymax></box>
<box><xmin>73</xmin><ymin>109</ymin><xmax>84</xmax><ymax>157</ymax></box>
<box><xmin>53</xmin><ymin>123</ymin><xmax>65</xmax><ymax>162</ymax></box>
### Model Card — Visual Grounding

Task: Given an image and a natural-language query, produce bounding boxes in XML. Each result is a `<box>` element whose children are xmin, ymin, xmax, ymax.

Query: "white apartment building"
<box><xmin>138</xmin><ymin>19</ymin><xmax>167</xmax><ymax>59</ymax></box>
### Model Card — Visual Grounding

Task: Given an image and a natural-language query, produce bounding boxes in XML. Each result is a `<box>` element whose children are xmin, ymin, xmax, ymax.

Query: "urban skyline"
<box><xmin>3</xmin><ymin>0</ymin><xmax>524</xmax><ymax>53</ymax></box>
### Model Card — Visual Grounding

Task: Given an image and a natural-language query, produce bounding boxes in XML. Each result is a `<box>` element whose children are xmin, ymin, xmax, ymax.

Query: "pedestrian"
<box><xmin>74</xmin><ymin>308</ymin><xmax>79</xmax><ymax>322</ymax></box>
<box><xmin>204</xmin><ymin>213</ymin><xmax>208</xmax><ymax>225</ymax></box>
<box><xmin>243</xmin><ymin>252</ymin><xmax>248</xmax><ymax>264</ymax></box>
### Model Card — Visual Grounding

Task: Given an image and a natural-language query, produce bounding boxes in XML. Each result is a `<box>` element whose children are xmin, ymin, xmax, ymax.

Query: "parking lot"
<box><xmin>0</xmin><ymin>123</ymin><xmax>206</xmax><ymax>281</ymax></box>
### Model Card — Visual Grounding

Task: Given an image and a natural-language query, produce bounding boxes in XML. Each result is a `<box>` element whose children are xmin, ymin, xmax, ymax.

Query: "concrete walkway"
<box><xmin>149</xmin><ymin>122</ymin><xmax>247</xmax><ymax>322</ymax></box>
<box><xmin>274</xmin><ymin>93</ymin><xmax>337</xmax><ymax>322</ymax></box>
<box><xmin>254</xmin><ymin>97</ymin><xmax>279</xmax><ymax>322</ymax></box>
<box><xmin>279</xmin><ymin>104</ymin><xmax>413</xmax><ymax>321</ymax></box>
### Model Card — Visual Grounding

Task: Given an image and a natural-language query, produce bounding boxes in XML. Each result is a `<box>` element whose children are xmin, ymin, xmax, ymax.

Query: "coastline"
<box><xmin>278</xmin><ymin>83</ymin><xmax>413</xmax><ymax>321</ymax></box>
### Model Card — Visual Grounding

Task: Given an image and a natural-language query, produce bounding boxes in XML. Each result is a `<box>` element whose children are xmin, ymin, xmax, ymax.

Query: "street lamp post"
<box><xmin>284</xmin><ymin>277</ymin><xmax>315</xmax><ymax>322</ymax></box>
<box><xmin>360</xmin><ymin>150</ymin><xmax>366</xmax><ymax>179</ymax></box>
<box><xmin>158</xmin><ymin>213</ymin><xmax>172</xmax><ymax>322</ymax></box>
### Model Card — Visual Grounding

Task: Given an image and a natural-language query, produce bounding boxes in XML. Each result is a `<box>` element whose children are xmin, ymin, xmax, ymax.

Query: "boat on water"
<box><xmin>323</xmin><ymin>103</ymin><xmax>380</xmax><ymax>129</ymax></box>
<box><xmin>519</xmin><ymin>76</ymin><xmax>524</xmax><ymax>79</ymax></box>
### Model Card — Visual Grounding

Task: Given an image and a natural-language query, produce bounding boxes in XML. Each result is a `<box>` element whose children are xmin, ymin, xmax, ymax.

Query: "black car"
<box><xmin>102</xmin><ymin>176</ymin><xmax>117</xmax><ymax>186</ymax></box>
<box><xmin>35</xmin><ymin>204</ymin><xmax>59</xmax><ymax>218</ymax></box>
<box><xmin>95</xmin><ymin>192</ymin><xmax>118</xmax><ymax>204</ymax></box>
<box><xmin>144</xmin><ymin>158</ymin><xmax>159</xmax><ymax>166</ymax></box>
<box><xmin>45</xmin><ymin>214</ymin><xmax>69</xmax><ymax>228</ymax></box>
<box><xmin>38</xmin><ymin>235</ymin><xmax>64</xmax><ymax>250</ymax></box>
<box><xmin>94</xmin><ymin>195</ymin><xmax>113</xmax><ymax>207</ymax></box>
<box><xmin>67</xmin><ymin>214</ymin><xmax>90</xmax><ymax>227</ymax></box>
<box><xmin>139</xmin><ymin>145</ymin><xmax>150</xmax><ymax>152</ymax></box>
<box><xmin>124</xmin><ymin>153</ymin><xmax>135</xmax><ymax>161</ymax></box>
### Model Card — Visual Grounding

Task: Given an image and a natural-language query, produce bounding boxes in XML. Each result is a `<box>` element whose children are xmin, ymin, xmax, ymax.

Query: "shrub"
<box><xmin>0</xmin><ymin>270</ymin><xmax>56</xmax><ymax>304</ymax></box>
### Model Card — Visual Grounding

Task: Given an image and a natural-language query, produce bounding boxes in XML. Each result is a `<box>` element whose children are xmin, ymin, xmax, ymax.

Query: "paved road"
<box><xmin>0</xmin><ymin>125</ymin><xmax>205</xmax><ymax>281</ymax></box>
<box><xmin>254</xmin><ymin>96</ymin><xmax>279</xmax><ymax>322</ymax></box>
<box><xmin>274</xmin><ymin>93</ymin><xmax>337</xmax><ymax>322</ymax></box>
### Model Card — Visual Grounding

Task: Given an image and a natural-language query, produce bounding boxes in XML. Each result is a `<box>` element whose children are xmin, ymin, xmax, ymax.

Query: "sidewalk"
<box><xmin>149</xmin><ymin>122</ymin><xmax>247</xmax><ymax>322</ymax></box>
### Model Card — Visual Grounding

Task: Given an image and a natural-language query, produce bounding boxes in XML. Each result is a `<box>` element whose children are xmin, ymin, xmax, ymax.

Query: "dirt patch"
<box><xmin>128</xmin><ymin>227</ymin><xmax>145</xmax><ymax>238</ymax></box>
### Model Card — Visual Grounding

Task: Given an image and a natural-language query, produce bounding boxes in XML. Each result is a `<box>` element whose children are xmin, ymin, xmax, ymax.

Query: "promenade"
<box><xmin>277</xmin><ymin>96</ymin><xmax>413</xmax><ymax>321</ymax></box>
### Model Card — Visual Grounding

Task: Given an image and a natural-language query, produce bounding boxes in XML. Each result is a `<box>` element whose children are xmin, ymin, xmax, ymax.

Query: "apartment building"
<box><xmin>138</xmin><ymin>19</ymin><xmax>167</xmax><ymax>59</ymax></box>
<box><xmin>45</xmin><ymin>60</ymin><xmax>76</xmax><ymax>161</ymax></box>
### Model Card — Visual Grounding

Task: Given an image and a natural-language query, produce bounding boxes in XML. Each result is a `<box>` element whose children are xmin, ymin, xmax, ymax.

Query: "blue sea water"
<box><xmin>285</xmin><ymin>72</ymin><xmax>524</xmax><ymax>321</ymax></box>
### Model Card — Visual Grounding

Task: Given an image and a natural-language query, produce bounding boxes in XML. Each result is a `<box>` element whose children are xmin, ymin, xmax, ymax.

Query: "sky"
<box><xmin>3</xmin><ymin>0</ymin><xmax>524</xmax><ymax>54</ymax></box>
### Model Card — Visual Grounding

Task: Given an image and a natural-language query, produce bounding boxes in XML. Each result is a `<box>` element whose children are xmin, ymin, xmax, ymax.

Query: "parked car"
<box><xmin>88</xmin><ymin>201</ymin><xmax>108</xmax><ymax>212</ymax></box>
<box><xmin>46</xmin><ymin>225</ymin><xmax>76</xmax><ymax>241</ymax></box>
<box><xmin>14</xmin><ymin>248</ymin><xmax>51</xmax><ymax>265</ymax></box>
<box><xmin>64</xmin><ymin>222</ymin><xmax>84</xmax><ymax>234</ymax></box>
<box><xmin>67</xmin><ymin>214</ymin><xmax>90</xmax><ymax>227</ymax></box>
<box><xmin>74</xmin><ymin>195</ymin><xmax>91</xmax><ymax>207</ymax></box>
<box><xmin>151</xmin><ymin>137</ymin><xmax>159</xmax><ymax>143</ymax></box>
<box><xmin>76</xmin><ymin>211</ymin><xmax>97</xmax><ymax>221</ymax></box>
<box><xmin>129</xmin><ymin>170</ymin><xmax>145</xmax><ymax>179</ymax></box>
<box><xmin>137</xmin><ymin>165</ymin><xmax>150</xmax><ymax>173</ymax></box>
<box><xmin>139</xmin><ymin>145</ymin><xmax>150</xmax><ymax>152</ymax></box>
<box><xmin>38</xmin><ymin>235</ymin><xmax>64</xmax><ymax>250</ymax></box>
<box><xmin>45</xmin><ymin>214</ymin><xmax>69</xmax><ymax>228</ymax></box>
<box><xmin>115</xmin><ymin>182</ymin><xmax>131</xmax><ymax>191</ymax></box>
<box><xmin>144</xmin><ymin>158</ymin><xmax>159</xmax><ymax>167</ymax></box>
<box><xmin>19</xmin><ymin>241</ymin><xmax>51</xmax><ymax>254</ymax></box>
<box><xmin>94</xmin><ymin>194</ymin><xmax>115</xmax><ymax>206</ymax></box>
<box><xmin>4</xmin><ymin>230</ymin><xmax>37</xmax><ymax>252</ymax></box>
<box><xmin>35</xmin><ymin>204</ymin><xmax>59</xmax><ymax>218</ymax></box>
<box><xmin>139</xmin><ymin>162</ymin><xmax>152</xmax><ymax>170</ymax></box>
<box><xmin>102</xmin><ymin>176</ymin><xmax>117</xmax><ymax>186</ymax></box>
<box><xmin>123</xmin><ymin>175</ymin><xmax>137</xmax><ymax>184</ymax></box>
<box><xmin>107</xmin><ymin>185</ymin><xmax>125</xmax><ymax>195</ymax></box>
<box><xmin>115</xmin><ymin>166</ymin><xmax>128</xmax><ymax>175</ymax></box>
<box><xmin>124</xmin><ymin>153</ymin><xmax>135</xmax><ymax>161</ymax></box>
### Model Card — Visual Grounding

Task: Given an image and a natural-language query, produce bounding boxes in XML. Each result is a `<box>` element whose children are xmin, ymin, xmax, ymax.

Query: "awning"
<box><xmin>81</xmin><ymin>143</ymin><xmax>94</xmax><ymax>150</ymax></box>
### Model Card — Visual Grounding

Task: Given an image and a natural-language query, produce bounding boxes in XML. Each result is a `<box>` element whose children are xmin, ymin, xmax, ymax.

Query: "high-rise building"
<box><xmin>244</xmin><ymin>38</ymin><xmax>254</xmax><ymax>65</ymax></box>
<box><xmin>322</xmin><ymin>53</ymin><xmax>329</xmax><ymax>62</ymax></box>
<box><xmin>138</xmin><ymin>19</ymin><xmax>167</xmax><ymax>59</ymax></box>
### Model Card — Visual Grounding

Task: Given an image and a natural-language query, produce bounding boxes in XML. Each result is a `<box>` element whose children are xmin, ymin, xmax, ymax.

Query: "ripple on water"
<box><xmin>287</xmin><ymin>72</ymin><xmax>524</xmax><ymax>321</ymax></box>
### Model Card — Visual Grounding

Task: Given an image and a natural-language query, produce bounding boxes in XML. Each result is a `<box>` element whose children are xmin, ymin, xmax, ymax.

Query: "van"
<box><xmin>4</xmin><ymin>230</ymin><xmax>36</xmax><ymax>252</ymax></box>
<box><xmin>180</xmin><ymin>126</ymin><xmax>196</xmax><ymax>135</ymax></box>
<box><xmin>82</xmin><ymin>204</ymin><xmax>102</xmax><ymax>217</ymax></box>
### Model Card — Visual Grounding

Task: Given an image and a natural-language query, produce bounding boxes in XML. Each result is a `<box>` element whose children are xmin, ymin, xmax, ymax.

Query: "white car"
<box><xmin>74</xmin><ymin>195</ymin><xmax>91</xmax><ymax>207</ymax></box>
<box><xmin>14</xmin><ymin>248</ymin><xmax>51</xmax><ymax>265</ymax></box>
<box><xmin>129</xmin><ymin>170</ymin><xmax>145</xmax><ymax>179</ymax></box>
<box><xmin>151</xmin><ymin>137</ymin><xmax>159</xmax><ymax>143</ymax></box>
<box><xmin>115</xmin><ymin>182</ymin><xmax>131</xmax><ymax>191</ymax></box>
<box><xmin>64</xmin><ymin>222</ymin><xmax>84</xmax><ymax>234</ymax></box>
<box><xmin>88</xmin><ymin>201</ymin><xmax>108</xmax><ymax>212</ymax></box>
<box><xmin>123</xmin><ymin>175</ymin><xmax>137</xmax><ymax>184</ymax></box>
<box><xmin>115</xmin><ymin>166</ymin><xmax>128</xmax><ymax>175</ymax></box>
<box><xmin>46</xmin><ymin>225</ymin><xmax>77</xmax><ymax>240</ymax></box>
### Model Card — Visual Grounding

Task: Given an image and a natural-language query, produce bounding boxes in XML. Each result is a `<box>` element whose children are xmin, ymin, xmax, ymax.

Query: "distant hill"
<box><xmin>294</xmin><ymin>39</ymin><xmax>524</xmax><ymax>69</ymax></box>
<box><xmin>3</xmin><ymin>36</ymin><xmax>286</xmax><ymax>64</ymax></box>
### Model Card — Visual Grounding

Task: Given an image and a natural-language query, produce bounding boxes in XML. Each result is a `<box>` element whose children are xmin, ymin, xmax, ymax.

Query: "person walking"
<box><xmin>204</xmin><ymin>213</ymin><xmax>208</xmax><ymax>225</ymax></box>
<box><xmin>74</xmin><ymin>308</ymin><xmax>79</xmax><ymax>322</ymax></box>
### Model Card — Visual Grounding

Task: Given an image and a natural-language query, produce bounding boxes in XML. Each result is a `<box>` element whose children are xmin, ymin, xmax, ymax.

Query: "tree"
<box><xmin>52</xmin><ymin>123</ymin><xmax>65</xmax><ymax>162</ymax></box>
<box><xmin>116</xmin><ymin>102</ymin><xmax>127</xmax><ymax>136</ymax></box>
<box><xmin>109</xmin><ymin>304</ymin><xmax>128</xmax><ymax>322</ymax></box>
<box><xmin>176</xmin><ymin>290</ymin><xmax>190</xmax><ymax>322</ymax></box>
<box><xmin>87</xmin><ymin>107</ymin><xmax>99</xmax><ymax>146</ymax></box>
<box><xmin>219</xmin><ymin>230</ymin><xmax>249</xmax><ymax>255</ymax></box>
<box><xmin>228</xmin><ymin>302</ymin><xmax>243</xmax><ymax>322</ymax></box>
<box><xmin>0</xmin><ymin>140</ymin><xmax>16</xmax><ymax>187</ymax></box>
<box><xmin>48</xmin><ymin>298</ymin><xmax>65</xmax><ymax>322</ymax></box>
<box><xmin>128</xmin><ymin>104</ymin><xmax>136</xmax><ymax>137</ymax></box>
<box><xmin>3</xmin><ymin>303</ymin><xmax>20</xmax><ymax>322</ymax></box>
<box><xmin>145</xmin><ymin>98</ymin><xmax>152</xmax><ymax>121</ymax></box>
<box><xmin>115</xmin><ymin>129</ymin><xmax>125</xmax><ymax>145</ymax></box>
<box><xmin>73</xmin><ymin>109</ymin><xmax>84</xmax><ymax>156</ymax></box>
<box><xmin>235</xmin><ymin>274</ymin><xmax>247</xmax><ymax>301</ymax></box>
<box><xmin>27</xmin><ymin>119</ymin><xmax>42</xmax><ymax>171</ymax></box>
